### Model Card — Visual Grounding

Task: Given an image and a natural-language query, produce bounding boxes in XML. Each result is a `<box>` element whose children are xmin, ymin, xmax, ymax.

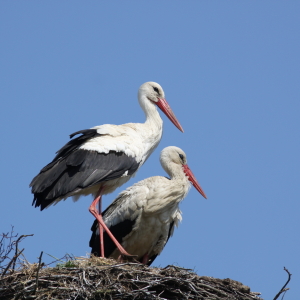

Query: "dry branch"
<box><xmin>0</xmin><ymin>227</ymin><xmax>34</xmax><ymax>278</ymax></box>
<box><xmin>273</xmin><ymin>267</ymin><xmax>291</xmax><ymax>300</ymax></box>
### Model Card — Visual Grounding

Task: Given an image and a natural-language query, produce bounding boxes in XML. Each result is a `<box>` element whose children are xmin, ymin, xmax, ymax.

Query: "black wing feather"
<box><xmin>38</xmin><ymin>129</ymin><xmax>100</xmax><ymax>173</ymax></box>
<box><xmin>56</xmin><ymin>129</ymin><xmax>101</xmax><ymax>160</ymax></box>
<box><xmin>30</xmin><ymin>129</ymin><xmax>140</xmax><ymax>210</ymax></box>
<box><xmin>89</xmin><ymin>217</ymin><xmax>136</xmax><ymax>257</ymax></box>
<box><xmin>147</xmin><ymin>221</ymin><xmax>175</xmax><ymax>266</ymax></box>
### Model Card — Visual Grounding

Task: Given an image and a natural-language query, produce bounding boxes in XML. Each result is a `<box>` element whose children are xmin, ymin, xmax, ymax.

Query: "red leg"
<box><xmin>89</xmin><ymin>187</ymin><xmax>136</xmax><ymax>259</ymax></box>
<box><xmin>97</xmin><ymin>194</ymin><xmax>104</xmax><ymax>257</ymax></box>
<box><xmin>142</xmin><ymin>253</ymin><xmax>149</xmax><ymax>265</ymax></box>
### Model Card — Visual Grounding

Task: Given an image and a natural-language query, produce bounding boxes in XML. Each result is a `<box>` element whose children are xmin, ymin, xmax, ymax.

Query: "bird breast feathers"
<box><xmin>137</xmin><ymin>176</ymin><xmax>189</xmax><ymax>215</ymax></box>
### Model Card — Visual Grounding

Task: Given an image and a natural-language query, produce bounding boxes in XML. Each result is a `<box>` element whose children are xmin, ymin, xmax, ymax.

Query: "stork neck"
<box><xmin>166</xmin><ymin>163</ymin><xmax>191</xmax><ymax>199</ymax></box>
<box><xmin>135</xmin><ymin>95</ymin><xmax>163</xmax><ymax>165</ymax></box>
<box><xmin>139</xmin><ymin>95</ymin><xmax>163</xmax><ymax>132</ymax></box>
<box><xmin>169</xmin><ymin>164</ymin><xmax>188</xmax><ymax>181</ymax></box>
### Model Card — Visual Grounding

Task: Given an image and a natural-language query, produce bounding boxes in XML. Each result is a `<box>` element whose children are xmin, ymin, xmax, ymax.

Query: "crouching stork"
<box><xmin>89</xmin><ymin>146</ymin><xmax>207</xmax><ymax>265</ymax></box>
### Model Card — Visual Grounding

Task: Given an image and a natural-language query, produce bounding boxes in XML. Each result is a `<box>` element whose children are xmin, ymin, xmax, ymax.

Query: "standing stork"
<box><xmin>30</xmin><ymin>82</ymin><xmax>183</xmax><ymax>259</ymax></box>
<box><xmin>89</xmin><ymin>146</ymin><xmax>207</xmax><ymax>265</ymax></box>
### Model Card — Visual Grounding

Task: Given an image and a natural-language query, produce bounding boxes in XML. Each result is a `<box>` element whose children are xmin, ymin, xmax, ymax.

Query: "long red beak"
<box><xmin>183</xmin><ymin>164</ymin><xmax>207</xmax><ymax>199</ymax></box>
<box><xmin>156</xmin><ymin>98</ymin><xmax>184</xmax><ymax>132</ymax></box>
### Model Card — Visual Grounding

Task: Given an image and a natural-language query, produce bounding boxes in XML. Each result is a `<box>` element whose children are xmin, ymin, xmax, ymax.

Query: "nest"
<box><xmin>0</xmin><ymin>256</ymin><xmax>263</xmax><ymax>300</ymax></box>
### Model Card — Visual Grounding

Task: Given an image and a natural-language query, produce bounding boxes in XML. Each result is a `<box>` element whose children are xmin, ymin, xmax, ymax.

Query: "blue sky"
<box><xmin>1</xmin><ymin>2</ymin><xmax>299</xmax><ymax>299</ymax></box>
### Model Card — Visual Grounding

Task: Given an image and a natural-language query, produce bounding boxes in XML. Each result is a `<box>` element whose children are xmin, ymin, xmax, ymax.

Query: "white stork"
<box><xmin>89</xmin><ymin>146</ymin><xmax>207</xmax><ymax>265</ymax></box>
<box><xmin>30</xmin><ymin>82</ymin><xmax>183</xmax><ymax>259</ymax></box>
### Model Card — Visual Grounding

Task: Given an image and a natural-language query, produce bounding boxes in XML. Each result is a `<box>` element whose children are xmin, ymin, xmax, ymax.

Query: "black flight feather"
<box><xmin>34</xmin><ymin>129</ymin><xmax>100</xmax><ymax>173</ymax></box>
<box><xmin>146</xmin><ymin>220</ymin><xmax>175</xmax><ymax>266</ymax></box>
<box><xmin>89</xmin><ymin>218</ymin><xmax>136</xmax><ymax>258</ymax></box>
<box><xmin>30</xmin><ymin>129</ymin><xmax>140</xmax><ymax>210</ymax></box>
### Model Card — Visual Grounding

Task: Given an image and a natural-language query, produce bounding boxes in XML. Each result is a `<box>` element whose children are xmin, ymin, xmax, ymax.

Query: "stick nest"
<box><xmin>0</xmin><ymin>256</ymin><xmax>263</xmax><ymax>300</ymax></box>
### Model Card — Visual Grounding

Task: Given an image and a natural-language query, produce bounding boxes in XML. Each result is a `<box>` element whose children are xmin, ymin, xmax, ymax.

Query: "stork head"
<box><xmin>138</xmin><ymin>82</ymin><xmax>184</xmax><ymax>132</ymax></box>
<box><xmin>160</xmin><ymin>146</ymin><xmax>207</xmax><ymax>199</ymax></box>
<box><xmin>139</xmin><ymin>81</ymin><xmax>165</xmax><ymax>103</ymax></box>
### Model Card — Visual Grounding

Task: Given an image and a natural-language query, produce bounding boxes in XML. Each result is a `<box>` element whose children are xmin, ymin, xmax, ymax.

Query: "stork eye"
<box><xmin>179</xmin><ymin>154</ymin><xmax>184</xmax><ymax>161</ymax></box>
<box><xmin>153</xmin><ymin>87</ymin><xmax>160</xmax><ymax>94</ymax></box>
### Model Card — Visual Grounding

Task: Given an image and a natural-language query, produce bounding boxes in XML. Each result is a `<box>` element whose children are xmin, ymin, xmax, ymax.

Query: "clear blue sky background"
<box><xmin>0</xmin><ymin>2</ymin><xmax>299</xmax><ymax>299</ymax></box>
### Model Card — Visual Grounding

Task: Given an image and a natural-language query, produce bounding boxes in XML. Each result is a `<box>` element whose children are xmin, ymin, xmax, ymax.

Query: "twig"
<box><xmin>44</xmin><ymin>252</ymin><xmax>66</xmax><ymax>263</ymax></box>
<box><xmin>273</xmin><ymin>267</ymin><xmax>291</xmax><ymax>300</ymax></box>
<box><xmin>19</xmin><ymin>250</ymin><xmax>30</xmax><ymax>266</ymax></box>
<box><xmin>0</xmin><ymin>226</ymin><xmax>18</xmax><ymax>268</ymax></box>
<box><xmin>280</xmin><ymin>289</ymin><xmax>289</xmax><ymax>300</ymax></box>
<box><xmin>163</xmin><ymin>264</ymin><xmax>193</xmax><ymax>271</ymax></box>
<box><xmin>12</xmin><ymin>234</ymin><xmax>34</xmax><ymax>271</ymax></box>
<box><xmin>0</xmin><ymin>248</ymin><xmax>24</xmax><ymax>278</ymax></box>
<box><xmin>33</xmin><ymin>251</ymin><xmax>43</xmax><ymax>295</ymax></box>
<box><xmin>44</xmin><ymin>252</ymin><xmax>78</xmax><ymax>267</ymax></box>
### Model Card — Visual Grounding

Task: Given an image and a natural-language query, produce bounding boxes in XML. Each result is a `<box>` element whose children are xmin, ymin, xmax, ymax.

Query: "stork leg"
<box><xmin>89</xmin><ymin>187</ymin><xmax>136</xmax><ymax>260</ymax></box>
<box><xmin>141</xmin><ymin>253</ymin><xmax>149</xmax><ymax>265</ymax></box>
<box><xmin>97</xmin><ymin>193</ymin><xmax>104</xmax><ymax>257</ymax></box>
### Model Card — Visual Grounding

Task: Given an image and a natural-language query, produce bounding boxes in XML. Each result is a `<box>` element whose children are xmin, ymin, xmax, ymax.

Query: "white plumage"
<box><xmin>90</xmin><ymin>146</ymin><xmax>207</xmax><ymax>265</ymax></box>
<box><xmin>30</xmin><ymin>82</ymin><xmax>183</xmax><ymax>258</ymax></box>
